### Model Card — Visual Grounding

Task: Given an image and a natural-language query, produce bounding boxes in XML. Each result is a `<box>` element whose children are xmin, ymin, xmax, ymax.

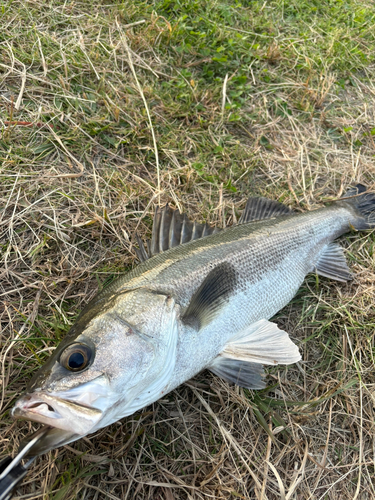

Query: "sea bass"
<box><xmin>12</xmin><ymin>184</ymin><xmax>375</xmax><ymax>456</ymax></box>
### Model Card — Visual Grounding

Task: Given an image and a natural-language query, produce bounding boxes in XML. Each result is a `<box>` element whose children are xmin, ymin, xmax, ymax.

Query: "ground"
<box><xmin>1</xmin><ymin>0</ymin><xmax>375</xmax><ymax>499</ymax></box>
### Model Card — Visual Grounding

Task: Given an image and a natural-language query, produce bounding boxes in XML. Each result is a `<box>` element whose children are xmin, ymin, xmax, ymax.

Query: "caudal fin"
<box><xmin>341</xmin><ymin>184</ymin><xmax>375</xmax><ymax>230</ymax></box>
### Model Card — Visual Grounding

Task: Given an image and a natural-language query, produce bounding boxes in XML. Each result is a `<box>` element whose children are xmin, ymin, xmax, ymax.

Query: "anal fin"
<box><xmin>314</xmin><ymin>242</ymin><xmax>352</xmax><ymax>282</ymax></box>
<box><xmin>209</xmin><ymin>357</ymin><xmax>266</xmax><ymax>389</ymax></box>
<box><xmin>220</xmin><ymin>319</ymin><xmax>301</xmax><ymax>366</ymax></box>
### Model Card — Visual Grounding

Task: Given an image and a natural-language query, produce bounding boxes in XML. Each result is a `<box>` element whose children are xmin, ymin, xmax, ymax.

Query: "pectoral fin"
<box><xmin>182</xmin><ymin>262</ymin><xmax>237</xmax><ymax>330</ymax></box>
<box><xmin>220</xmin><ymin>319</ymin><xmax>301</xmax><ymax>366</ymax></box>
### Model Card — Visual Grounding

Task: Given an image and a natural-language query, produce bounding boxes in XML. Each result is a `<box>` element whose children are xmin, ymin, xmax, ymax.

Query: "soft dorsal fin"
<box><xmin>182</xmin><ymin>262</ymin><xmax>237</xmax><ymax>330</ymax></box>
<box><xmin>238</xmin><ymin>197</ymin><xmax>292</xmax><ymax>224</ymax></box>
<box><xmin>135</xmin><ymin>205</ymin><xmax>221</xmax><ymax>262</ymax></box>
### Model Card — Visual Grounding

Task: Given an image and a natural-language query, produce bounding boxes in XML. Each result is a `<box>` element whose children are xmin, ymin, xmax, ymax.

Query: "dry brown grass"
<box><xmin>1</xmin><ymin>0</ymin><xmax>375</xmax><ymax>498</ymax></box>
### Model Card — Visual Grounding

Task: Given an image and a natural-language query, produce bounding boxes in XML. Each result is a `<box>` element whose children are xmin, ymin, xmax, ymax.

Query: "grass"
<box><xmin>1</xmin><ymin>0</ymin><xmax>375</xmax><ymax>498</ymax></box>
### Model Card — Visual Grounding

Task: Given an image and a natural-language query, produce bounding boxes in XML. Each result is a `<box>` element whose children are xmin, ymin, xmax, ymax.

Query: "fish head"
<box><xmin>12</xmin><ymin>288</ymin><xmax>179</xmax><ymax>455</ymax></box>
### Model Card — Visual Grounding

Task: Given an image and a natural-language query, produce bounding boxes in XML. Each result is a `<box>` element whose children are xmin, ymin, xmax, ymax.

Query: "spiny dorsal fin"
<box><xmin>135</xmin><ymin>205</ymin><xmax>221</xmax><ymax>261</ymax></box>
<box><xmin>313</xmin><ymin>242</ymin><xmax>352</xmax><ymax>282</ymax></box>
<box><xmin>238</xmin><ymin>197</ymin><xmax>292</xmax><ymax>224</ymax></box>
<box><xmin>209</xmin><ymin>357</ymin><xmax>266</xmax><ymax>389</ymax></box>
<box><xmin>182</xmin><ymin>262</ymin><xmax>237</xmax><ymax>330</ymax></box>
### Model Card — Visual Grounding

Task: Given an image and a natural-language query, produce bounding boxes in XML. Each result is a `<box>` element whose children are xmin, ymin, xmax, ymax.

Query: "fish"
<box><xmin>12</xmin><ymin>184</ymin><xmax>375</xmax><ymax>456</ymax></box>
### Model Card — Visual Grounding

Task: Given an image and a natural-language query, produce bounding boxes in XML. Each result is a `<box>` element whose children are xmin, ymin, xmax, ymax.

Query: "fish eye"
<box><xmin>60</xmin><ymin>344</ymin><xmax>92</xmax><ymax>372</ymax></box>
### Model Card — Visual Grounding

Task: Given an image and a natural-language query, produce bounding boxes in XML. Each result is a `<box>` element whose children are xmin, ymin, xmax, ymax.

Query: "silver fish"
<box><xmin>12</xmin><ymin>184</ymin><xmax>375</xmax><ymax>456</ymax></box>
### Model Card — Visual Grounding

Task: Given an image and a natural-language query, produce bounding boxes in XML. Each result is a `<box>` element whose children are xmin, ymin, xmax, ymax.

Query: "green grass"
<box><xmin>1</xmin><ymin>0</ymin><xmax>375</xmax><ymax>498</ymax></box>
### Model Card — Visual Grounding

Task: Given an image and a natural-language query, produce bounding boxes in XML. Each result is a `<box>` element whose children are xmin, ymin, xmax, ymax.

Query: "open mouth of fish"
<box><xmin>12</xmin><ymin>394</ymin><xmax>104</xmax><ymax>457</ymax></box>
<box><xmin>12</xmin><ymin>393</ymin><xmax>103</xmax><ymax>435</ymax></box>
<box><xmin>12</xmin><ymin>375</ymin><xmax>118</xmax><ymax>456</ymax></box>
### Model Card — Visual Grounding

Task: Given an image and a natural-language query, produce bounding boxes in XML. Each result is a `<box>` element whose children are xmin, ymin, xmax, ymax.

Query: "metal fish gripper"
<box><xmin>0</xmin><ymin>426</ymin><xmax>51</xmax><ymax>500</ymax></box>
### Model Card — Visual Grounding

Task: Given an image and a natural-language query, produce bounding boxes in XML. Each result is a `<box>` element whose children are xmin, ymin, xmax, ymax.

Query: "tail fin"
<box><xmin>340</xmin><ymin>184</ymin><xmax>375</xmax><ymax>229</ymax></box>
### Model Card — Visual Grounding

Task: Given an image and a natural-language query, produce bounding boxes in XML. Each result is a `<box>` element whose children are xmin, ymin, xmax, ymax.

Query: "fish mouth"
<box><xmin>12</xmin><ymin>392</ymin><xmax>103</xmax><ymax>435</ymax></box>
